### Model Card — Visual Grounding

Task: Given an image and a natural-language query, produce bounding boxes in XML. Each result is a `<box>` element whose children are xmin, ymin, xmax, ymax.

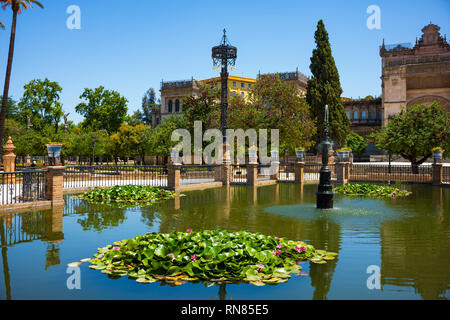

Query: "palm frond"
<box><xmin>0</xmin><ymin>21</ymin><xmax>4</xmax><ymax>30</ymax></box>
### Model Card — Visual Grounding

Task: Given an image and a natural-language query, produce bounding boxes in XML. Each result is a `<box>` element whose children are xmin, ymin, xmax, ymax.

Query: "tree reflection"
<box><xmin>380</xmin><ymin>186</ymin><xmax>450</xmax><ymax>299</ymax></box>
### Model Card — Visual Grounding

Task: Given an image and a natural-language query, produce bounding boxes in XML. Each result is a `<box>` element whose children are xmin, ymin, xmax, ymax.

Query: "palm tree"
<box><xmin>0</xmin><ymin>0</ymin><xmax>43</xmax><ymax>150</ymax></box>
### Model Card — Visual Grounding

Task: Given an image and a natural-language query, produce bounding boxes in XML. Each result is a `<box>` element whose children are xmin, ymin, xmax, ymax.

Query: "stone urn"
<box><xmin>295</xmin><ymin>149</ymin><xmax>304</xmax><ymax>161</ymax></box>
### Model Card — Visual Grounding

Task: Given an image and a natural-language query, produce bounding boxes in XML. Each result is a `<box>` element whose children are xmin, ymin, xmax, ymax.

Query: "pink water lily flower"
<box><xmin>187</xmin><ymin>229</ymin><xmax>193</xmax><ymax>232</ymax></box>
<box><xmin>277</xmin><ymin>244</ymin><xmax>283</xmax><ymax>249</ymax></box>
<box><xmin>300</xmin><ymin>246</ymin><xmax>306</xmax><ymax>252</ymax></box>
<box><xmin>294</xmin><ymin>246</ymin><xmax>300</xmax><ymax>252</ymax></box>
<box><xmin>167</xmin><ymin>253</ymin><xmax>175</xmax><ymax>260</ymax></box>
<box><xmin>98</xmin><ymin>253</ymin><xmax>104</xmax><ymax>258</ymax></box>
<box><xmin>271</xmin><ymin>250</ymin><xmax>281</xmax><ymax>256</ymax></box>
<box><xmin>113</xmin><ymin>246</ymin><xmax>120</xmax><ymax>251</ymax></box>
<box><xmin>191</xmin><ymin>254</ymin><xmax>197</xmax><ymax>260</ymax></box>
<box><xmin>257</xmin><ymin>264</ymin><xmax>264</xmax><ymax>269</ymax></box>
<box><xmin>274</xmin><ymin>237</ymin><xmax>279</xmax><ymax>240</ymax></box>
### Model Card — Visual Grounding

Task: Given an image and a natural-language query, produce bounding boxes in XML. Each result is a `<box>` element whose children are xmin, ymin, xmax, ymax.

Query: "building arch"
<box><xmin>406</xmin><ymin>95</ymin><xmax>450</xmax><ymax>112</ymax></box>
<box><xmin>175</xmin><ymin>99</ymin><xmax>180</xmax><ymax>112</ymax></box>
<box><xmin>168</xmin><ymin>100</ymin><xmax>173</xmax><ymax>113</ymax></box>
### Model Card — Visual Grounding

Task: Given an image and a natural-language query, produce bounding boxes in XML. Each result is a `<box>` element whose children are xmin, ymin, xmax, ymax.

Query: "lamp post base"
<box><xmin>316</xmin><ymin>167</ymin><xmax>334</xmax><ymax>209</ymax></box>
<box><xmin>316</xmin><ymin>191</ymin><xmax>334</xmax><ymax>209</ymax></box>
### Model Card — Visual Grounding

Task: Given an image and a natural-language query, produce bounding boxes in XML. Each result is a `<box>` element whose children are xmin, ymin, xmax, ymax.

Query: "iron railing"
<box><xmin>63</xmin><ymin>165</ymin><xmax>168</xmax><ymax>189</ymax></box>
<box><xmin>231</xmin><ymin>164</ymin><xmax>247</xmax><ymax>184</ymax></box>
<box><xmin>278</xmin><ymin>163</ymin><xmax>295</xmax><ymax>181</ymax></box>
<box><xmin>443</xmin><ymin>166</ymin><xmax>450</xmax><ymax>184</ymax></box>
<box><xmin>304</xmin><ymin>163</ymin><xmax>336</xmax><ymax>181</ymax></box>
<box><xmin>180</xmin><ymin>165</ymin><xmax>217</xmax><ymax>185</ymax></box>
<box><xmin>257</xmin><ymin>164</ymin><xmax>272</xmax><ymax>181</ymax></box>
<box><xmin>350</xmin><ymin>164</ymin><xmax>432</xmax><ymax>183</ymax></box>
<box><xmin>0</xmin><ymin>170</ymin><xmax>46</xmax><ymax>205</ymax></box>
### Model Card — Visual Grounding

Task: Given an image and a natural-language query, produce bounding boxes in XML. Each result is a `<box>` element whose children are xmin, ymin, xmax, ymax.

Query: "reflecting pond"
<box><xmin>0</xmin><ymin>184</ymin><xmax>449</xmax><ymax>300</ymax></box>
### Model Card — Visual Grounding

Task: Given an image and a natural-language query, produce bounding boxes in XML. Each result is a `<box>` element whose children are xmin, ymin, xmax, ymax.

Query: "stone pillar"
<box><xmin>246</xmin><ymin>163</ymin><xmax>258</xmax><ymax>186</ymax></box>
<box><xmin>220</xmin><ymin>164</ymin><xmax>232</xmax><ymax>185</ymax></box>
<box><xmin>270</xmin><ymin>161</ymin><xmax>280</xmax><ymax>180</ymax></box>
<box><xmin>45</xmin><ymin>166</ymin><xmax>65</xmax><ymax>206</ymax></box>
<box><xmin>432</xmin><ymin>163</ymin><xmax>443</xmax><ymax>186</ymax></box>
<box><xmin>2</xmin><ymin>137</ymin><xmax>16</xmax><ymax>184</ymax></box>
<box><xmin>345</xmin><ymin>162</ymin><xmax>351</xmax><ymax>182</ymax></box>
<box><xmin>167</xmin><ymin>163</ymin><xmax>181</xmax><ymax>191</ymax></box>
<box><xmin>294</xmin><ymin>162</ymin><xmax>304</xmax><ymax>184</ymax></box>
<box><xmin>336</xmin><ymin>162</ymin><xmax>349</xmax><ymax>184</ymax></box>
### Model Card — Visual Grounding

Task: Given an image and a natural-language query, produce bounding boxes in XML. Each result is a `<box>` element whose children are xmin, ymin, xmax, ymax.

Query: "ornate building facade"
<box><xmin>158</xmin><ymin>70</ymin><xmax>309</xmax><ymax>123</ymax></box>
<box><xmin>343</xmin><ymin>97</ymin><xmax>382</xmax><ymax>137</ymax></box>
<box><xmin>380</xmin><ymin>23</ymin><xmax>450</xmax><ymax>125</ymax></box>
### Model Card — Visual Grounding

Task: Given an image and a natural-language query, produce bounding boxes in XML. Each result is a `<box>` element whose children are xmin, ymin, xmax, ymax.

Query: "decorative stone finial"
<box><xmin>3</xmin><ymin>136</ymin><xmax>15</xmax><ymax>154</ymax></box>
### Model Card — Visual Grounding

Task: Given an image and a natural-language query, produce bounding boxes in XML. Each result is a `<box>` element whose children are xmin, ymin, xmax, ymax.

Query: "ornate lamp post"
<box><xmin>212</xmin><ymin>29</ymin><xmax>237</xmax><ymax>149</ymax></box>
<box><xmin>316</xmin><ymin>105</ymin><xmax>334</xmax><ymax>209</ymax></box>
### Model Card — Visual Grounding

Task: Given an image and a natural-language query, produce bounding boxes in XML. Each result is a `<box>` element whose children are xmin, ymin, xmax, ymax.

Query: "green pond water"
<box><xmin>0</xmin><ymin>184</ymin><xmax>449</xmax><ymax>300</ymax></box>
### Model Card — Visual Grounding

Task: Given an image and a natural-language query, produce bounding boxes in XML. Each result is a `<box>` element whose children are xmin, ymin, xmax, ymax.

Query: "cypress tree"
<box><xmin>306</xmin><ymin>20</ymin><xmax>349</xmax><ymax>148</ymax></box>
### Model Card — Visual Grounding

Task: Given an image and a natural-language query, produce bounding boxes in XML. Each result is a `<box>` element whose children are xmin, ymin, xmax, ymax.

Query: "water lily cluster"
<box><xmin>88</xmin><ymin>230</ymin><xmax>337</xmax><ymax>286</ymax></box>
<box><xmin>334</xmin><ymin>183</ymin><xmax>411</xmax><ymax>199</ymax></box>
<box><xmin>77</xmin><ymin>185</ymin><xmax>176</xmax><ymax>205</ymax></box>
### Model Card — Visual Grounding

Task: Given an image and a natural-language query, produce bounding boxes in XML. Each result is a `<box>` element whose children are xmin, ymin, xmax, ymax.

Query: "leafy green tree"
<box><xmin>151</xmin><ymin>116</ymin><xmax>189</xmax><ymax>157</ymax></box>
<box><xmin>110</xmin><ymin>123</ymin><xmax>152</xmax><ymax>163</ymax></box>
<box><xmin>13</xmin><ymin>129</ymin><xmax>46</xmax><ymax>156</ymax></box>
<box><xmin>247</xmin><ymin>74</ymin><xmax>316</xmax><ymax>153</ymax></box>
<box><xmin>306</xmin><ymin>19</ymin><xmax>349</xmax><ymax>148</ymax></box>
<box><xmin>125</xmin><ymin>110</ymin><xmax>144</xmax><ymax>126</ymax></box>
<box><xmin>371</xmin><ymin>102</ymin><xmax>450</xmax><ymax>172</ymax></box>
<box><xmin>76</xmin><ymin>86</ymin><xmax>128</xmax><ymax>134</ymax></box>
<box><xmin>141</xmin><ymin>88</ymin><xmax>159</xmax><ymax>125</ymax></box>
<box><xmin>346</xmin><ymin>132</ymin><xmax>366</xmax><ymax>155</ymax></box>
<box><xmin>17</xmin><ymin>78</ymin><xmax>63</xmax><ymax>132</ymax></box>
<box><xmin>0</xmin><ymin>0</ymin><xmax>44</xmax><ymax>153</ymax></box>
<box><xmin>0</xmin><ymin>95</ymin><xmax>19</xmax><ymax>123</ymax></box>
<box><xmin>182</xmin><ymin>82</ymin><xmax>220</xmax><ymax>131</ymax></box>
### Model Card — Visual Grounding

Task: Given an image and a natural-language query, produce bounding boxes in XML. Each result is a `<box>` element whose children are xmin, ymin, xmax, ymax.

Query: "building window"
<box><xmin>168</xmin><ymin>100</ymin><xmax>173</xmax><ymax>113</ymax></box>
<box><xmin>346</xmin><ymin>111</ymin><xmax>351</xmax><ymax>119</ymax></box>
<box><xmin>241</xmin><ymin>83</ymin><xmax>245</xmax><ymax>88</ymax></box>
<box><xmin>377</xmin><ymin>111</ymin><xmax>382</xmax><ymax>120</ymax></box>
<box><xmin>248</xmin><ymin>84</ymin><xmax>252</xmax><ymax>89</ymax></box>
<box><xmin>175</xmin><ymin>99</ymin><xmax>180</xmax><ymax>113</ymax></box>
<box><xmin>353</xmin><ymin>111</ymin><xmax>359</xmax><ymax>120</ymax></box>
<box><xmin>233</xmin><ymin>82</ymin><xmax>236</xmax><ymax>87</ymax></box>
<box><xmin>361</xmin><ymin>110</ymin><xmax>367</xmax><ymax>120</ymax></box>
<box><xmin>369</xmin><ymin>111</ymin><xmax>375</xmax><ymax>120</ymax></box>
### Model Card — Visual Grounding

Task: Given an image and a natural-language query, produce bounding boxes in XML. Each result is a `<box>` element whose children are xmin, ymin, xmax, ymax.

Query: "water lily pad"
<box><xmin>89</xmin><ymin>230</ymin><xmax>336</xmax><ymax>286</ymax></box>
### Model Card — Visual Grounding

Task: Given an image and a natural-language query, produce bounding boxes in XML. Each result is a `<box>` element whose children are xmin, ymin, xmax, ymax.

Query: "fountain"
<box><xmin>316</xmin><ymin>105</ymin><xmax>334</xmax><ymax>209</ymax></box>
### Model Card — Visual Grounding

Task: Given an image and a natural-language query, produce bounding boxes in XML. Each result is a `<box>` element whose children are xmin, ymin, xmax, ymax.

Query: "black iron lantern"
<box><xmin>316</xmin><ymin>105</ymin><xmax>334</xmax><ymax>209</ymax></box>
<box><xmin>212</xmin><ymin>29</ymin><xmax>237</xmax><ymax>144</ymax></box>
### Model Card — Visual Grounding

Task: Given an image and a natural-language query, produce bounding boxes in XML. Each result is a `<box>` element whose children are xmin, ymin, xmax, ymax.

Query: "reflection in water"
<box><xmin>0</xmin><ymin>205</ymin><xmax>65</xmax><ymax>299</ymax></box>
<box><xmin>380</xmin><ymin>186</ymin><xmax>450</xmax><ymax>300</ymax></box>
<box><xmin>0</xmin><ymin>184</ymin><xmax>449</xmax><ymax>300</ymax></box>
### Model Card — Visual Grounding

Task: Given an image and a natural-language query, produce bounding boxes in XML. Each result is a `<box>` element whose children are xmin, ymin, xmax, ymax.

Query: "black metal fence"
<box><xmin>443</xmin><ymin>166</ymin><xmax>450</xmax><ymax>184</ymax></box>
<box><xmin>350</xmin><ymin>164</ymin><xmax>432</xmax><ymax>183</ymax></box>
<box><xmin>278</xmin><ymin>163</ymin><xmax>295</xmax><ymax>181</ymax></box>
<box><xmin>0</xmin><ymin>170</ymin><xmax>46</xmax><ymax>205</ymax></box>
<box><xmin>180</xmin><ymin>165</ymin><xmax>217</xmax><ymax>185</ymax></box>
<box><xmin>63</xmin><ymin>165</ymin><xmax>168</xmax><ymax>189</ymax></box>
<box><xmin>257</xmin><ymin>164</ymin><xmax>272</xmax><ymax>181</ymax></box>
<box><xmin>231</xmin><ymin>164</ymin><xmax>247</xmax><ymax>184</ymax></box>
<box><xmin>304</xmin><ymin>163</ymin><xmax>336</xmax><ymax>181</ymax></box>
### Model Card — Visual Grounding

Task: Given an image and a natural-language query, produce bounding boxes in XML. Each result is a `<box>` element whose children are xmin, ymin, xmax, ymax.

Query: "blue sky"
<box><xmin>0</xmin><ymin>0</ymin><xmax>449</xmax><ymax>124</ymax></box>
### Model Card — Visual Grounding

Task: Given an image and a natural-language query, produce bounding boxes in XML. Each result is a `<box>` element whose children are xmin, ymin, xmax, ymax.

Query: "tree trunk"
<box><xmin>0</xmin><ymin>9</ymin><xmax>18</xmax><ymax>152</ymax></box>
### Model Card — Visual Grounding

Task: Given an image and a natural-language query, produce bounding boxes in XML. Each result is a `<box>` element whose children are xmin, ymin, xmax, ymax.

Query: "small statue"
<box><xmin>63</xmin><ymin>113</ymin><xmax>70</xmax><ymax>133</ymax></box>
